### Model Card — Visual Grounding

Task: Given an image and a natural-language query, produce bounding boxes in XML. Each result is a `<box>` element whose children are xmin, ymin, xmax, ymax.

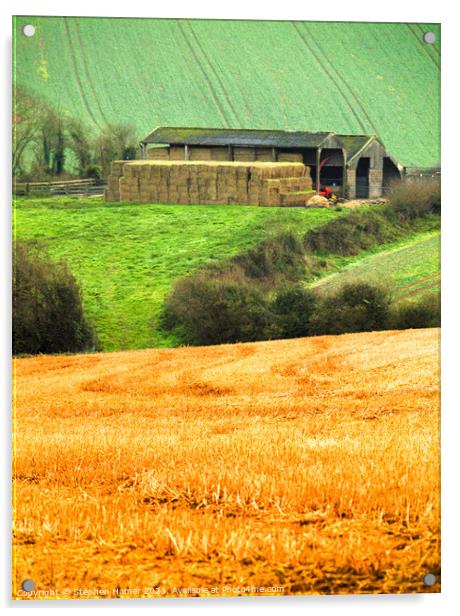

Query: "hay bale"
<box><xmin>233</xmin><ymin>147</ymin><xmax>255</xmax><ymax>162</ymax></box>
<box><xmin>210</xmin><ymin>147</ymin><xmax>230</xmax><ymax>161</ymax></box>
<box><xmin>110</xmin><ymin>160</ymin><xmax>127</xmax><ymax>176</ymax></box>
<box><xmin>189</xmin><ymin>147</ymin><xmax>213</xmax><ymax>161</ymax></box>
<box><xmin>169</xmin><ymin>146</ymin><xmax>186</xmax><ymax>160</ymax></box>
<box><xmin>277</xmin><ymin>152</ymin><xmax>303</xmax><ymax>163</ymax></box>
<box><xmin>280</xmin><ymin>191</ymin><xmax>314</xmax><ymax>207</ymax></box>
<box><xmin>147</xmin><ymin>147</ymin><xmax>170</xmax><ymax>160</ymax></box>
<box><xmin>255</xmin><ymin>148</ymin><xmax>273</xmax><ymax>162</ymax></box>
<box><xmin>307</xmin><ymin>194</ymin><xmax>330</xmax><ymax>207</ymax></box>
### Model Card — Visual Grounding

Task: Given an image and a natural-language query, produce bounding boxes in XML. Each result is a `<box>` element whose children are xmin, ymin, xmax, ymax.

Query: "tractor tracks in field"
<box><xmin>63</xmin><ymin>17</ymin><xmax>103</xmax><ymax>131</ymax></box>
<box><xmin>186</xmin><ymin>22</ymin><xmax>243</xmax><ymax>128</ymax></box>
<box><xmin>176</xmin><ymin>20</ymin><xmax>233</xmax><ymax>128</ymax></box>
<box><xmin>292</xmin><ymin>22</ymin><xmax>368</xmax><ymax>134</ymax></box>
<box><xmin>293</xmin><ymin>22</ymin><xmax>379</xmax><ymax>136</ymax></box>
<box><xmin>72</xmin><ymin>17</ymin><xmax>112</xmax><ymax>128</ymax></box>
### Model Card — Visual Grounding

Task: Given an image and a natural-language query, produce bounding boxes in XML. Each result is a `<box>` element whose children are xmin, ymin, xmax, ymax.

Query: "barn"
<box><xmin>140</xmin><ymin>127</ymin><xmax>413</xmax><ymax>199</ymax></box>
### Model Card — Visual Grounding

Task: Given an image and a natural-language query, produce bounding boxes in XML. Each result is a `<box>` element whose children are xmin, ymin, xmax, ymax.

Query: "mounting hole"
<box><xmin>21</xmin><ymin>579</ymin><xmax>35</xmax><ymax>592</ymax></box>
<box><xmin>423</xmin><ymin>573</ymin><xmax>436</xmax><ymax>586</ymax></box>
<box><xmin>22</xmin><ymin>24</ymin><xmax>36</xmax><ymax>37</ymax></box>
<box><xmin>423</xmin><ymin>31</ymin><xmax>436</xmax><ymax>45</ymax></box>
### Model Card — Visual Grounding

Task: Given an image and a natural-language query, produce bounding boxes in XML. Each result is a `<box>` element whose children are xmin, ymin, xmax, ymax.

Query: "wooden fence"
<box><xmin>13</xmin><ymin>178</ymin><xmax>106</xmax><ymax>197</ymax></box>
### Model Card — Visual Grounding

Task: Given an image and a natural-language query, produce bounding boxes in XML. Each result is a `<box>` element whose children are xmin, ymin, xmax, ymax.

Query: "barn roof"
<box><xmin>334</xmin><ymin>135</ymin><xmax>375</xmax><ymax>162</ymax></box>
<box><xmin>142</xmin><ymin>127</ymin><xmax>334</xmax><ymax>149</ymax></box>
<box><xmin>142</xmin><ymin>127</ymin><xmax>385</xmax><ymax>163</ymax></box>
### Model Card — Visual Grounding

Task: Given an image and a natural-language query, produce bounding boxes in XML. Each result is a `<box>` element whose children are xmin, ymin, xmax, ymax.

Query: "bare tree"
<box><xmin>12</xmin><ymin>86</ymin><xmax>42</xmax><ymax>177</ymax></box>
<box><xmin>67</xmin><ymin>117</ymin><xmax>92</xmax><ymax>177</ymax></box>
<box><xmin>92</xmin><ymin>123</ymin><xmax>137</xmax><ymax>178</ymax></box>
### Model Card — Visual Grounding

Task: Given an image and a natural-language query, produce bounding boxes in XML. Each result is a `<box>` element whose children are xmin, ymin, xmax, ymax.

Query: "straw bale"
<box><xmin>233</xmin><ymin>147</ymin><xmax>255</xmax><ymax>161</ymax></box>
<box><xmin>189</xmin><ymin>147</ymin><xmax>213</xmax><ymax>161</ymax></box>
<box><xmin>107</xmin><ymin>176</ymin><xmax>120</xmax><ymax>191</ymax></box>
<box><xmin>122</xmin><ymin>165</ymin><xmax>135</xmax><ymax>179</ymax></box>
<box><xmin>147</xmin><ymin>147</ymin><xmax>170</xmax><ymax>160</ymax></box>
<box><xmin>169</xmin><ymin>146</ymin><xmax>186</xmax><ymax>160</ymax></box>
<box><xmin>110</xmin><ymin>161</ymin><xmax>128</xmax><ymax>176</ymax></box>
<box><xmin>281</xmin><ymin>190</ymin><xmax>316</xmax><ymax>206</ymax></box>
<box><xmin>210</xmin><ymin>147</ymin><xmax>230</xmax><ymax>161</ymax></box>
<box><xmin>255</xmin><ymin>148</ymin><xmax>273</xmax><ymax>162</ymax></box>
<box><xmin>277</xmin><ymin>152</ymin><xmax>303</xmax><ymax>163</ymax></box>
<box><xmin>104</xmin><ymin>188</ymin><xmax>119</xmax><ymax>202</ymax></box>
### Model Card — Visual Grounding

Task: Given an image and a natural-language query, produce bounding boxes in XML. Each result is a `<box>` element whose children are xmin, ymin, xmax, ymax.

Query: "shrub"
<box><xmin>13</xmin><ymin>242</ymin><xmax>98</xmax><ymax>355</ymax></box>
<box><xmin>163</xmin><ymin>270</ymin><xmax>277</xmax><ymax>346</ymax></box>
<box><xmin>389</xmin><ymin>294</ymin><xmax>440</xmax><ymax>330</ymax></box>
<box><xmin>271</xmin><ymin>286</ymin><xmax>317</xmax><ymax>339</ymax></box>
<box><xmin>310</xmin><ymin>281</ymin><xmax>392</xmax><ymax>335</ymax></box>
<box><xmin>84</xmin><ymin>163</ymin><xmax>102</xmax><ymax>182</ymax></box>
<box><xmin>304</xmin><ymin>210</ymin><xmax>401</xmax><ymax>256</ymax></box>
<box><xmin>231</xmin><ymin>231</ymin><xmax>308</xmax><ymax>284</ymax></box>
<box><xmin>385</xmin><ymin>177</ymin><xmax>441</xmax><ymax>221</ymax></box>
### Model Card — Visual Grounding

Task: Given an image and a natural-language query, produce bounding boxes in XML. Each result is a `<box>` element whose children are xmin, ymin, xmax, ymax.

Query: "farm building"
<box><xmin>140</xmin><ymin>127</ymin><xmax>406</xmax><ymax>199</ymax></box>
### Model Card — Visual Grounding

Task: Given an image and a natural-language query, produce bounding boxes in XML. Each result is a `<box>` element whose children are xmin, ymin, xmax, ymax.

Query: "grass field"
<box><xmin>310</xmin><ymin>231</ymin><xmax>440</xmax><ymax>302</ymax></box>
<box><xmin>13</xmin><ymin>17</ymin><xmax>440</xmax><ymax>168</ymax></box>
<box><xmin>13</xmin><ymin>328</ymin><xmax>440</xmax><ymax>598</ymax></box>
<box><xmin>13</xmin><ymin>196</ymin><xmax>340</xmax><ymax>350</ymax></box>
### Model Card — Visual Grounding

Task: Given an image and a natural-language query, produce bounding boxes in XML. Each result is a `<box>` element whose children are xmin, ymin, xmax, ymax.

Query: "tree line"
<box><xmin>13</xmin><ymin>85</ymin><xmax>138</xmax><ymax>181</ymax></box>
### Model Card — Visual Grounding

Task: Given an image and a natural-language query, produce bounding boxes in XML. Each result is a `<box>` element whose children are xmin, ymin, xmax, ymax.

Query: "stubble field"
<box><xmin>13</xmin><ymin>328</ymin><xmax>440</xmax><ymax>598</ymax></box>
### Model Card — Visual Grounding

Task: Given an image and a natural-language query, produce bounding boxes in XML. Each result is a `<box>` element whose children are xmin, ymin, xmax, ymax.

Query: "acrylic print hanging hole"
<box><xmin>423</xmin><ymin>31</ymin><xmax>436</xmax><ymax>44</ymax></box>
<box><xmin>423</xmin><ymin>573</ymin><xmax>437</xmax><ymax>587</ymax></box>
<box><xmin>22</xmin><ymin>24</ymin><xmax>35</xmax><ymax>37</ymax></box>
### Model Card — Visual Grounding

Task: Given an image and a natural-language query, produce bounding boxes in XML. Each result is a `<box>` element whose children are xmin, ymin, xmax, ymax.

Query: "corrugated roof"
<box><xmin>142</xmin><ymin>127</ymin><xmax>333</xmax><ymax>149</ymax></box>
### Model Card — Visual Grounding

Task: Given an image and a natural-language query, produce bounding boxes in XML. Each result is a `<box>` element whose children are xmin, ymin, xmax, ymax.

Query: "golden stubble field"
<box><xmin>12</xmin><ymin>328</ymin><xmax>440</xmax><ymax>599</ymax></box>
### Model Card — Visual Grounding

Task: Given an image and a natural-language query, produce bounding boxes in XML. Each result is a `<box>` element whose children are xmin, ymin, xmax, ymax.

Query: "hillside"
<box><xmin>13</xmin><ymin>17</ymin><xmax>440</xmax><ymax>168</ymax></box>
<box><xmin>311</xmin><ymin>230</ymin><xmax>440</xmax><ymax>302</ymax></box>
<box><xmin>13</xmin><ymin>328</ymin><xmax>440</xmax><ymax>597</ymax></box>
<box><xmin>13</xmin><ymin>196</ymin><xmax>339</xmax><ymax>350</ymax></box>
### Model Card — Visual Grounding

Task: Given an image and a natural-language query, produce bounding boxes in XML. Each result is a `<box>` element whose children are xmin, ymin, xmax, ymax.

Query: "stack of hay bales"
<box><xmin>105</xmin><ymin>161</ymin><xmax>314</xmax><ymax>206</ymax></box>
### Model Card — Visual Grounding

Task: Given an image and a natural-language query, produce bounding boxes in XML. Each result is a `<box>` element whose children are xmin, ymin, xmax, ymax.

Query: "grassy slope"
<box><xmin>13</xmin><ymin>196</ymin><xmax>340</xmax><ymax>351</ymax></box>
<box><xmin>13</xmin><ymin>17</ymin><xmax>440</xmax><ymax>168</ymax></box>
<box><xmin>310</xmin><ymin>230</ymin><xmax>440</xmax><ymax>302</ymax></box>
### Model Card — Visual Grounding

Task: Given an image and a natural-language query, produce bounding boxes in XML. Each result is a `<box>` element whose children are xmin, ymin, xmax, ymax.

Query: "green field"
<box><xmin>13</xmin><ymin>17</ymin><xmax>440</xmax><ymax>168</ymax></box>
<box><xmin>14</xmin><ymin>197</ymin><xmax>340</xmax><ymax>350</ymax></box>
<box><xmin>310</xmin><ymin>231</ymin><xmax>440</xmax><ymax>302</ymax></box>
